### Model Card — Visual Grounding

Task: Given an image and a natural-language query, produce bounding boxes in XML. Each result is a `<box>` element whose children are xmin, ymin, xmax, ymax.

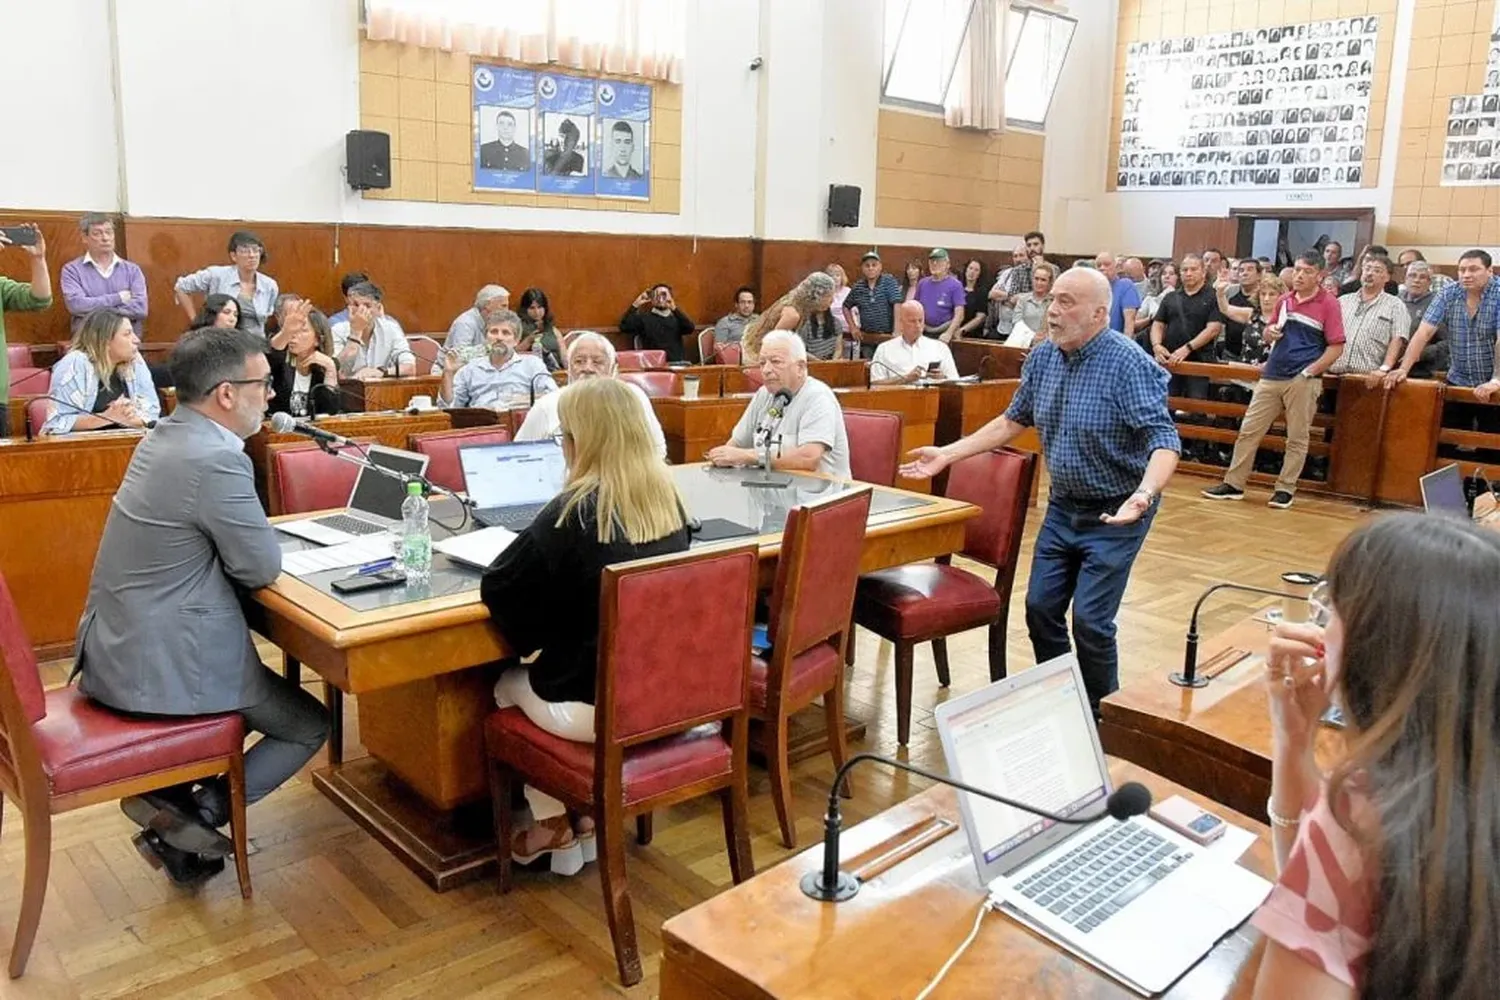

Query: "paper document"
<box><xmin>435</xmin><ymin>526</ymin><xmax>519</xmax><ymax>569</ymax></box>
<box><xmin>282</xmin><ymin>538</ymin><xmax>393</xmax><ymax>578</ymax></box>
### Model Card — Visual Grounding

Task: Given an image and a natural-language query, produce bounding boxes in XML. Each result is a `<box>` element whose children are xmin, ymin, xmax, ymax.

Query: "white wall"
<box><xmin>0</xmin><ymin>0</ymin><xmax>119</xmax><ymax>212</ymax></box>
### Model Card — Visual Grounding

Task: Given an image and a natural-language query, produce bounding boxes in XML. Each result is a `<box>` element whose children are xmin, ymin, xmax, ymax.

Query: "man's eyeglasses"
<box><xmin>223</xmin><ymin>376</ymin><xmax>274</xmax><ymax>392</ymax></box>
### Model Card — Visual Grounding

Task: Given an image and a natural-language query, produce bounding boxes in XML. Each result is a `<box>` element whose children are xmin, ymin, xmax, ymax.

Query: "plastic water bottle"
<box><xmin>400</xmin><ymin>481</ymin><xmax>431</xmax><ymax>585</ymax></box>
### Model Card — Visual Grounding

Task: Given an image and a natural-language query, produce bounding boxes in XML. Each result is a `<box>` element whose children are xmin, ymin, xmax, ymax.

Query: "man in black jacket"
<box><xmin>620</xmin><ymin>284</ymin><xmax>694</xmax><ymax>362</ymax></box>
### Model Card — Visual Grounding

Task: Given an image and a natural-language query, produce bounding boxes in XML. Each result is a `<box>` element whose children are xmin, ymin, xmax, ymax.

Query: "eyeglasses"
<box><xmin>223</xmin><ymin>376</ymin><xmax>274</xmax><ymax>392</ymax></box>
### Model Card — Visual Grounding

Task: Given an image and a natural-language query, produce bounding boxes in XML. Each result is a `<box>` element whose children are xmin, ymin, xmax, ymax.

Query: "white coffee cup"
<box><xmin>682</xmin><ymin>375</ymin><xmax>701</xmax><ymax>400</ymax></box>
<box><xmin>408</xmin><ymin>395</ymin><xmax>433</xmax><ymax>411</ymax></box>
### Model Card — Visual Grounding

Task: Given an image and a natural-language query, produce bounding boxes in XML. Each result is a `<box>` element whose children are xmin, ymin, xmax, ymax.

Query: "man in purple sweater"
<box><xmin>59</xmin><ymin>214</ymin><xmax>148</xmax><ymax>335</ymax></box>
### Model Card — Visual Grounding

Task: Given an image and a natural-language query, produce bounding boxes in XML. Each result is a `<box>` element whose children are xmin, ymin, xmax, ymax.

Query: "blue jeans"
<box><xmin>1025</xmin><ymin>498</ymin><xmax>1157</xmax><ymax>713</ymax></box>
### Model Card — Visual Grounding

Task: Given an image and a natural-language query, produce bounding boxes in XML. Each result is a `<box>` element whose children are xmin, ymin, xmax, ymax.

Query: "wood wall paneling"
<box><xmin>0</xmin><ymin>209</ymin><xmax>106</xmax><ymax>347</ymax></box>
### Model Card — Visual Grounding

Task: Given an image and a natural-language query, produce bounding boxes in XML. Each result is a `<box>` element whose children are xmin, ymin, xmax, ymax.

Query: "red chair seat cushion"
<box><xmin>484</xmin><ymin>710</ymin><xmax>731</xmax><ymax>808</ymax></box>
<box><xmin>749</xmin><ymin>643</ymin><xmax>842</xmax><ymax>712</ymax></box>
<box><xmin>33</xmin><ymin>688</ymin><xmax>245</xmax><ymax>796</ymax></box>
<box><xmin>854</xmin><ymin>564</ymin><xmax>1002</xmax><ymax>641</ymax></box>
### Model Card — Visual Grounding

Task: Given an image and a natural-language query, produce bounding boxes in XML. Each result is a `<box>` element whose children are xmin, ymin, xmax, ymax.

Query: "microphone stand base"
<box><xmin>799</xmin><ymin>869</ymin><xmax>859</xmax><ymax>903</ymax></box>
<box><xmin>1168</xmin><ymin>671</ymin><xmax>1211</xmax><ymax>689</ymax></box>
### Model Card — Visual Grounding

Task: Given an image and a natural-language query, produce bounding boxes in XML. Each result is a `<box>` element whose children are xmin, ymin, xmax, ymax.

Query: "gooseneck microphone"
<box><xmin>800</xmin><ymin>751</ymin><xmax>1152</xmax><ymax>903</ymax></box>
<box><xmin>1175</xmin><ymin>581</ymin><xmax>1306</xmax><ymax>688</ymax></box>
<box><xmin>866</xmin><ymin>358</ymin><xmax>908</xmax><ymax>388</ymax></box>
<box><xmin>528</xmin><ymin>370</ymin><xmax>557</xmax><ymax>407</ymax></box>
<box><xmin>30</xmin><ymin>395</ymin><xmax>156</xmax><ymax>440</ymax></box>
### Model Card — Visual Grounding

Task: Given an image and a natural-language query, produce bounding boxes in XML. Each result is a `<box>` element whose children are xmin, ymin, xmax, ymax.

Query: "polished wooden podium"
<box><xmin>660</xmin><ymin>760</ymin><xmax>1273</xmax><ymax>999</ymax></box>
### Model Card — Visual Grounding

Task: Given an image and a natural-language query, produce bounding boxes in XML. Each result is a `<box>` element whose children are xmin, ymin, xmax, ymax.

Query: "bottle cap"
<box><xmin>407</xmin><ymin>480</ymin><xmax>423</xmax><ymax>496</ymax></box>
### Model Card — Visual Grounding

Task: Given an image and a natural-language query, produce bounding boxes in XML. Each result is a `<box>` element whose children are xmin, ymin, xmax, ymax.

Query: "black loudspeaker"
<box><xmin>346</xmin><ymin>130</ymin><xmax>392</xmax><ymax>190</ymax></box>
<box><xmin>828</xmin><ymin>184</ymin><xmax>861</xmax><ymax>227</ymax></box>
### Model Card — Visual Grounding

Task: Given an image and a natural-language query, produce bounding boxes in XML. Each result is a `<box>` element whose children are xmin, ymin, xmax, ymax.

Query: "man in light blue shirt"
<box><xmin>435</xmin><ymin>284</ymin><xmax>511</xmax><ymax>373</ymax></box>
<box><xmin>1096</xmin><ymin>252</ymin><xmax>1141</xmax><ymax>335</ymax></box>
<box><xmin>439</xmin><ymin>308</ymin><xmax>556</xmax><ymax>409</ymax></box>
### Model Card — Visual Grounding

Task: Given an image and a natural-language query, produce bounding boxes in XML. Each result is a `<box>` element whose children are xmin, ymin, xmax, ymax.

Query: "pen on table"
<box><xmin>347</xmin><ymin>558</ymin><xmax>396</xmax><ymax>576</ymax></box>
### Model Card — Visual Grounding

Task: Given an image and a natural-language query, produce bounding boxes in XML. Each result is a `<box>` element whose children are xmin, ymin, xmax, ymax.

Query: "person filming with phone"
<box><xmin>0</xmin><ymin>223</ymin><xmax>52</xmax><ymax>437</ymax></box>
<box><xmin>620</xmin><ymin>283</ymin><xmax>693</xmax><ymax>363</ymax></box>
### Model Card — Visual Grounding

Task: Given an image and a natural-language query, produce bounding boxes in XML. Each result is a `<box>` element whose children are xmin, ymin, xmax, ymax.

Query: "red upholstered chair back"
<box><xmin>26</xmin><ymin>398</ymin><xmax>51</xmax><ymax>437</ymax></box>
<box><xmin>697</xmin><ymin>329</ymin><xmax>715</xmax><ymax>364</ymax></box>
<box><xmin>739</xmin><ymin>366</ymin><xmax>765</xmax><ymax>390</ymax></box>
<box><xmin>767</xmin><ymin>487</ymin><xmax>873</xmax><ymax>659</ymax></box>
<box><xmin>409</xmin><ymin>426</ymin><xmax>513</xmax><ymax>492</ymax></box>
<box><xmin>8</xmin><ymin>368</ymin><xmax>50</xmax><ymax>395</ymax></box>
<box><xmin>714</xmin><ymin>343</ymin><xmax>742</xmax><ymax>366</ymax></box>
<box><xmin>842</xmin><ymin>408</ymin><xmax>903</xmax><ymax>487</ymax></box>
<box><xmin>407</xmin><ymin>335</ymin><xmax>444</xmax><ymax>371</ymax></box>
<box><xmin>943</xmin><ymin>448</ymin><xmax>1036</xmax><ymax>570</ymax></box>
<box><xmin>616</xmin><ymin>350</ymin><xmax>666</xmax><ymax>371</ymax></box>
<box><xmin>598</xmin><ymin>545</ymin><xmax>759</xmax><ymax>744</ymax></box>
<box><xmin>618</xmin><ymin>371</ymin><xmax>679</xmax><ymax>398</ymax></box>
<box><xmin>6</xmin><ymin>345</ymin><xmax>32</xmax><ymax>370</ymax></box>
<box><xmin>0</xmin><ymin>572</ymin><xmax>44</xmax><ymax>727</ymax></box>
<box><xmin>270</xmin><ymin>440</ymin><xmax>370</xmax><ymax>516</ymax></box>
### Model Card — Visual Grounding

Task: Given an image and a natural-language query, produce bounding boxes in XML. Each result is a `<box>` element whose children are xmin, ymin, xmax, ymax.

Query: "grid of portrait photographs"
<box><xmin>1117</xmin><ymin>16</ymin><xmax>1378</xmax><ymax>191</ymax></box>
<box><xmin>1440</xmin><ymin>8</ymin><xmax>1500</xmax><ymax>187</ymax></box>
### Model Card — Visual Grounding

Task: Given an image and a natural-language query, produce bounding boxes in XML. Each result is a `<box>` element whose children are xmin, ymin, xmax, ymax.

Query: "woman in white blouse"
<box><xmin>42</xmin><ymin>309</ymin><xmax>159</xmax><ymax>435</ymax></box>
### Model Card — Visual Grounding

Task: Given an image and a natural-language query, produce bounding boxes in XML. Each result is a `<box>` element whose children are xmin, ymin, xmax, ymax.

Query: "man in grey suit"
<box><xmin>76</xmin><ymin>327</ymin><xmax>328</xmax><ymax>883</ymax></box>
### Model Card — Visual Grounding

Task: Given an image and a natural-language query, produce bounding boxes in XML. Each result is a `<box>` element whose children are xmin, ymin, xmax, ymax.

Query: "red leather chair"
<box><xmin>752</xmin><ymin>487</ymin><xmax>872</xmax><ymax>848</ymax></box>
<box><xmin>843</xmin><ymin>408</ymin><xmax>903</xmax><ymax>486</ymax></box>
<box><xmin>25</xmin><ymin>399</ymin><xmax>50</xmax><ymax>439</ymax></box>
<box><xmin>851</xmin><ymin>448</ymin><xmax>1036</xmax><ymax>745</ymax></box>
<box><xmin>739</xmin><ymin>365</ymin><xmax>765</xmax><ymax>390</ymax></box>
<box><xmin>714</xmin><ymin>342</ymin><xmax>743</xmax><ymax>366</ymax></box>
<box><xmin>267</xmin><ymin>440</ymin><xmax>371</xmax><ymax>516</ymax></box>
<box><xmin>6</xmin><ymin>345</ymin><xmax>32</xmax><ymax>370</ymax></box>
<box><xmin>408</xmin><ymin>426</ymin><xmax>513</xmax><ymax>493</ymax></box>
<box><xmin>484</xmin><ymin>544</ymin><xmax>759</xmax><ymax>986</ymax></box>
<box><xmin>0</xmin><ymin>571</ymin><xmax>250</xmax><ymax>977</ymax></box>
<box><xmin>7</xmin><ymin>368</ymin><xmax>49</xmax><ymax>396</ymax></box>
<box><xmin>697</xmin><ymin>328</ymin><xmax>715</xmax><ymax>364</ymax></box>
<box><xmin>615</xmin><ymin>349</ymin><xmax>666</xmax><ymax>371</ymax></box>
<box><xmin>406</xmin><ymin>334</ymin><xmax>445</xmax><ymax>372</ymax></box>
<box><xmin>618</xmin><ymin>371</ymin><xmax>679</xmax><ymax>398</ymax></box>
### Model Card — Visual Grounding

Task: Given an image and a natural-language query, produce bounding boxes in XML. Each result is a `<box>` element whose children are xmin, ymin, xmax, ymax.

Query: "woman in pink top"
<box><xmin>1251</xmin><ymin>513</ymin><xmax>1500</xmax><ymax>999</ymax></box>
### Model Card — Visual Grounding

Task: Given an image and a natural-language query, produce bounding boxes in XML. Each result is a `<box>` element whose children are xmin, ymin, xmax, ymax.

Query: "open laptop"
<box><xmin>275</xmin><ymin>445</ymin><xmax>430</xmax><ymax>546</ymax></box>
<box><xmin>935</xmin><ymin>656</ymin><xmax>1271</xmax><ymax>996</ymax></box>
<box><xmin>458</xmin><ymin>441</ymin><xmax>567</xmax><ymax>530</ymax></box>
<box><xmin>1420</xmin><ymin>463</ymin><xmax>1468</xmax><ymax>517</ymax></box>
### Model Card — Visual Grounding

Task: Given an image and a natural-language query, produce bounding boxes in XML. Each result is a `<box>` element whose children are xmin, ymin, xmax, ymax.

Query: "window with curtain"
<box><xmin>363</xmin><ymin>0</ymin><xmax>687</xmax><ymax>84</ymax></box>
<box><xmin>881</xmin><ymin>0</ymin><xmax>1076</xmax><ymax>129</ymax></box>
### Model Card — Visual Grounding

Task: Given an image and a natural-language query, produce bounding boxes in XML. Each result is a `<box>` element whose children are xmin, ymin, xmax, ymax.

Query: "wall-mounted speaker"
<box><xmin>828</xmin><ymin>184</ymin><xmax>861</xmax><ymax>227</ymax></box>
<box><xmin>346</xmin><ymin>130</ymin><xmax>392</xmax><ymax>191</ymax></box>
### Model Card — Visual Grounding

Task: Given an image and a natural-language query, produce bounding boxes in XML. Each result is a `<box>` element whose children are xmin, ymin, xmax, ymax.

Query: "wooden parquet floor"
<box><xmin>0</xmin><ymin>478</ymin><xmax>1368</xmax><ymax>999</ymax></box>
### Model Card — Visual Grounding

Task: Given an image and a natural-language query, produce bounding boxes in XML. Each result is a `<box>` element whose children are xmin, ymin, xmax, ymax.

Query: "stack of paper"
<box><xmin>282</xmin><ymin>538</ymin><xmax>394</xmax><ymax>578</ymax></box>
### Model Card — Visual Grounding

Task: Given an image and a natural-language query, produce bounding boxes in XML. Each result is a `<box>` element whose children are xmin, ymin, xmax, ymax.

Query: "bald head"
<box><xmin>1095</xmin><ymin>252</ymin><xmax>1118</xmax><ymax>280</ymax></box>
<box><xmin>1046</xmin><ymin>267</ymin><xmax>1112</xmax><ymax>351</ymax></box>
<box><xmin>895</xmin><ymin>300</ymin><xmax>925</xmax><ymax>342</ymax></box>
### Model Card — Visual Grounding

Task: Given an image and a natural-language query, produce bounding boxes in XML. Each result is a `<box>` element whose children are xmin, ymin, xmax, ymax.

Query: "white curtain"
<box><xmin>944</xmin><ymin>0</ymin><xmax>1006</xmax><ymax>131</ymax></box>
<box><xmin>365</xmin><ymin>0</ymin><xmax>686</xmax><ymax>84</ymax></box>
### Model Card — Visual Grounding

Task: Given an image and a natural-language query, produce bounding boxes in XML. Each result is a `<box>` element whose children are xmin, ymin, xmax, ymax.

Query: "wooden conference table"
<box><xmin>660</xmin><ymin>759</ymin><xmax>1273</xmax><ymax>999</ymax></box>
<box><xmin>1098</xmin><ymin>616</ymin><xmax>1346</xmax><ymax>824</ymax></box>
<box><xmin>251</xmin><ymin>464</ymin><xmax>977</xmax><ymax>890</ymax></box>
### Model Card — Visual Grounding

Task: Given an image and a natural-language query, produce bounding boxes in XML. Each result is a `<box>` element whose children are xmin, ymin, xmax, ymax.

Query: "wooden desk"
<box><xmin>339</xmin><ymin>375</ymin><xmax>444</xmax><ymax>413</ymax></box>
<box><xmin>1098</xmin><ymin>616</ymin><xmax>1344</xmax><ymax>824</ymax></box>
<box><xmin>951</xmin><ymin>340</ymin><xmax>1028</xmax><ymax>379</ymax></box>
<box><xmin>252</xmin><ymin>467</ymin><xmax>977</xmax><ymax>890</ymax></box>
<box><xmin>721</xmin><ymin>360</ymin><xmax>868</xmax><ymax>395</ymax></box>
<box><xmin>661</xmin><ymin>760</ymin><xmax>1272</xmax><ymax>999</ymax></box>
<box><xmin>245</xmin><ymin>411</ymin><xmax>453</xmax><ymax>513</ymax></box>
<box><xmin>0</xmin><ymin>432</ymin><xmax>143</xmax><ymax>657</ymax></box>
<box><xmin>936</xmin><ymin>380</ymin><xmax>1042</xmax><ymax>503</ymax></box>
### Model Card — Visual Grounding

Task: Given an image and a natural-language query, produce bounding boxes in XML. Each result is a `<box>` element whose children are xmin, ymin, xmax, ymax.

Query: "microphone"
<box><xmin>30</xmin><ymin>395</ymin><xmax>155</xmax><ymax>440</ymax></box>
<box><xmin>1175</xmin><ymin>581</ymin><xmax>1307</xmax><ymax>688</ymax></box>
<box><xmin>269</xmin><ymin>411</ymin><xmax>354</xmax><ymax>450</ymax></box>
<box><xmin>866</xmin><ymin>358</ymin><xmax>909</xmax><ymax>388</ymax></box>
<box><xmin>528</xmin><ymin>370</ymin><xmax>556</xmax><ymax>407</ymax></box>
<box><xmin>800</xmin><ymin>751</ymin><xmax>1152</xmax><ymax>903</ymax></box>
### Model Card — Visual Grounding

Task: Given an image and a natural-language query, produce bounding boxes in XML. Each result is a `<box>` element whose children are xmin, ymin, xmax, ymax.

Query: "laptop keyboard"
<box><xmin>311</xmin><ymin>513</ymin><xmax>387</xmax><ymax>536</ymax></box>
<box><xmin>1013</xmin><ymin>821</ymin><xmax>1193</xmax><ymax>934</ymax></box>
<box><xmin>475</xmin><ymin>503</ymin><xmax>547</xmax><ymax>530</ymax></box>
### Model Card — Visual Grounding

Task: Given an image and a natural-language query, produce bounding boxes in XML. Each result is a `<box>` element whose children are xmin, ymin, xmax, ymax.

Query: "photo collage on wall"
<box><xmin>472</xmin><ymin>64</ymin><xmax>652</xmax><ymax>200</ymax></box>
<box><xmin>1117</xmin><ymin>16</ymin><xmax>1378</xmax><ymax>191</ymax></box>
<box><xmin>1440</xmin><ymin>6</ymin><xmax>1500</xmax><ymax>186</ymax></box>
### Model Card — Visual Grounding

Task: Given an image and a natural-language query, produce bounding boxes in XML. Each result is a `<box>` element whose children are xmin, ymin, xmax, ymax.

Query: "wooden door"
<box><xmin>1171</xmin><ymin>217</ymin><xmax>1240</xmax><ymax>261</ymax></box>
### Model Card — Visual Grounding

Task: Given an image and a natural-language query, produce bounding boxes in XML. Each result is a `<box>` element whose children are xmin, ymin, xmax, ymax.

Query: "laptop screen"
<box><xmin>943</xmin><ymin>660</ymin><xmax>1108</xmax><ymax>868</ymax></box>
<box><xmin>349</xmin><ymin>446</ymin><xmax>429</xmax><ymax>520</ymax></box>
<box><xmin>460</xmin><ymin>442</ymin><xmax>567</xmax><ymax>509</ymax></box>
<box><xmin>1420</xmin><ymin>464</ymin><xmax>1467</xmax><ymax>517</ymax></box>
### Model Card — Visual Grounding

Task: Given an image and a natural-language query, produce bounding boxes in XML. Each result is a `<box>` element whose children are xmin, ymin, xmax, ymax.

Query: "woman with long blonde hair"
<box><xmin>742</xmin><ymin>270</ymin><xmax>838</xmax><ymax>362</ymax></box>
<box><xmin>42</xmin><ymin>308</ymin><xmax>159</xmax><ymax>434</ymax></box>
<box><xmin>481</xmin><ymin>377</ymin><xmax>690</xmax><ymax>873</ymax></box>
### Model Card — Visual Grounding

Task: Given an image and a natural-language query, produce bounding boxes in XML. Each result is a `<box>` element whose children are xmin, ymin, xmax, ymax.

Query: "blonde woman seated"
<box><xmin>1003</xmin><ymin>261</ymin><xmax>1056</xmax><ymax>348</ymax></box>
<box><xmin>741</xmin><ymin>271</ymin><xmax>839</xmax><ymax>363</ymax></box>
<box><xmin>480</xmin><ymin>378</ymin><xmax>691</xmax><ymax>872</ymax></box>
<box><xmin>41</xmin><ymin>308</ymin><xmax>159</xmax><ymax>435</ymax></box>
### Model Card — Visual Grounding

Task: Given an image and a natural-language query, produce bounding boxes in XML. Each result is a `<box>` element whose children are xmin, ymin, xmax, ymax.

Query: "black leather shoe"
<box><xmin>121</xmin><ymin>791</ymin><xmax>234</xmax><ymax>858</ymax></box>
<box><xmin>131</xmin><ymin>829</ymin><xmax>225</xmax><ymax>887</ymax></box>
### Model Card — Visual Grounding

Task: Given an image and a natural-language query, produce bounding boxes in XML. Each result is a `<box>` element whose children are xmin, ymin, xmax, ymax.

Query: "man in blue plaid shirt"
<box><xmin>1385</xmin><ymin>248</ymin><xmax>1500</xmax><ymax>395</ymax></box>
<box><xmin>903</xmin><ymin>267</ymin><xmax>1180</xmax><ymax>713</ymax></box>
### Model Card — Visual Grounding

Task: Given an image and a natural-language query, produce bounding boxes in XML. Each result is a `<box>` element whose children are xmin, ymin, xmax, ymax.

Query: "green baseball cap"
<box><xmin>928</xmin><ymin>248</ymin><xmax>949</xmax><ymax>260</ymax></box>
<box><xmin>861</xmin><ymin>249</ymin><xmax>881</xmax><ymax>262</ymax></box>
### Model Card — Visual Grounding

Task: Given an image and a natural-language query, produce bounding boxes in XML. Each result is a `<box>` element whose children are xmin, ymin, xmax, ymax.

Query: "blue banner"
<box><xmin>473</xmin><ymin>64</ymin><xmax>537</xmax><ymax>192</ymax></box>
<box><xmin>536</xmin><ymin>73</ymin><xmax>597</xmax><ymax>195</ymax></box>
<box><xmin>595</xmin><ymin>80</ymin><xmax>652</xmax><ymax>200</ymax></box>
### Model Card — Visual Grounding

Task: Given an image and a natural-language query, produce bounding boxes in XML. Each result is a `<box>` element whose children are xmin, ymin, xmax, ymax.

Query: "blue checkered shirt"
<box><xmin>1421</xmin><ymin>276</ymin><xmax>1500</xmax><ymax>387</ymax></box>
<box><xmin>1004</xmin><ymin>329</ymin><xmax>1180</xmax><ymax>500</ymax></box>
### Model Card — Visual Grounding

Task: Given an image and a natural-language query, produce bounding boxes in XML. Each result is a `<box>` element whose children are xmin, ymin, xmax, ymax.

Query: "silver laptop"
<box><xmin>1420</xmin><ymin>463</ymin><xmax>1468</xmax><ymax>517</ymax></box>
<box><xmin>459</xmin><ymin>441</ymin><xmax>567</xmax><ymax>530</ymax></box>
<box><xmin>935</xmin><ymin>655</ymin><xmax>1271</xmax><ymax>996</ymax></box>
<box><xmin>276</xmin><ymin>445</ymin><xmax>430</xmax><ymax>545</ymax></box>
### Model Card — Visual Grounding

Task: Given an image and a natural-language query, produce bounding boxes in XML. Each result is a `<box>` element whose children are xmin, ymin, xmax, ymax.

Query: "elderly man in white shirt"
<box><xmin>870</xmin><ymin>301</ymin><xmax>960</xmax><ymax>384</ymax></box>
<box><xmin>331</xmin><ymin>281</ymin><xmax>414</xmax><ymax>379</ymax></box>
<box><xmin>516</xmin><ymin>331</ymin><xmax>667</xmax><ymax>459</ymax></box>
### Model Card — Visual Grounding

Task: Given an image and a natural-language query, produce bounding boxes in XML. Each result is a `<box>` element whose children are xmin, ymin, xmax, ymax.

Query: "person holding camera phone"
<box><xmin>0</xmin><ymin>223</ymin><xmax>52</xmax><ymax>437</ymax></box>
<box><xmin>620</xmin><ymin>284</ymin><xmax>694</xmax><ymax>363</ymax></box>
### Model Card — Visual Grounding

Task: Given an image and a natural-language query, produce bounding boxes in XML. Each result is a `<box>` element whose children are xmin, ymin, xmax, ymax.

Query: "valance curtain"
<box><xmin>364</xmin><ymin>0</ymin><xmax>686</xmax><ymax>84</ymax></box>
<box><xmin>944</xmin><ymin>0</ymin><xmax>1006</xmax><ymax>131</ymax></box>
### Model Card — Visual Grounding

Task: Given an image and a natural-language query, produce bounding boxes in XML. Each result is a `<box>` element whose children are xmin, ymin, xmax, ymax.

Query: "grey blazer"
<box><xmin>77</xmin><ymin>406</ymin><xmax>282</xmax><ymax>715</ymax></box>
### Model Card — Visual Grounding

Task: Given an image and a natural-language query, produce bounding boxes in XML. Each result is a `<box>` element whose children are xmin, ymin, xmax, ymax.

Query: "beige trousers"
<box><xmin>1223</xmin><ymin>377</ymin><xmax>1321</xmax><ymax>495</ymax></box>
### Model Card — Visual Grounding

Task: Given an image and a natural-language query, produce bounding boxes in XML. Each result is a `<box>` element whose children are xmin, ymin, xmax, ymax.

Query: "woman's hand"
<box><xmin>305</xmin><ymin>351</ymin><xmax>339</xmax><ymax>384</ymax></box>
<box><xmin>1264</xmin><ymin>622</ymin><xmax>1330</xmax><ymax>752</ymax></box>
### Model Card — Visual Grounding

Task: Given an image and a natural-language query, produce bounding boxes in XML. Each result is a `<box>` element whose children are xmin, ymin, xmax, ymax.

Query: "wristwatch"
<box><xmin>1299</xmin><ymin>369</ymin><xmax>1317</xmax><ymax>379</ymax></box>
